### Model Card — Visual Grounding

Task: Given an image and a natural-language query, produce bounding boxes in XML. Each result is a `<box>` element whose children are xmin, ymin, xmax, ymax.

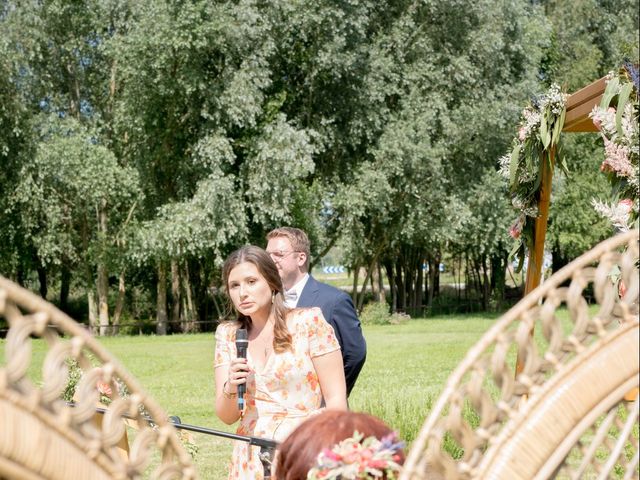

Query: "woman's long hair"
<box><xmin>222</xmin><ymin>245</ymin><xmax>292</xmax><ymax>352</ymax></box>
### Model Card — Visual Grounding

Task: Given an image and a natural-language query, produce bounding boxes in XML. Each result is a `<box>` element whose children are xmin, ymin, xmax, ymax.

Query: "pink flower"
<box><xmin>368</xmin><ymin>459</ymin><xmax>388</xmax><ymax>469</ymax></box>
<box><xmin>323</xmin><ymin>449</ymin><xmax>341</xmax><ymax>462</ymax></box>
<box><xmin>601</xmin><ymin>137</ymin><xmax>634</xmax><ymax>178</ymax></box>
<box><xmin>618</xmin><ymin>199</ymin><xmax>634</xmax><ymax>213</ymax></box>
<box><xmin>97</xmin><ymin>381</ymin><xmax>112</xmax><ymax>398</ymax></box>
<box><xmin>509</xmin><ymin>216</ymin><xmax>523</xmax><ymax>240</ymax></box>
<box><xmin>518</xmin><ymin>127</ymin><xmax>527</xmax><ymax>141</ymax></box>
<box><xmin>619</xmin><ymin>280</ymin><xmax>627</xmax><ymax>298</ymax></box>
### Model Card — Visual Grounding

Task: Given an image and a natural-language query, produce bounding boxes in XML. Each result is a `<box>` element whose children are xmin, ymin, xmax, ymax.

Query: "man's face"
<box><xmin>266</xmin><ymin>236</ymin><xmax>306</xmax><ymax>290</ymax></box>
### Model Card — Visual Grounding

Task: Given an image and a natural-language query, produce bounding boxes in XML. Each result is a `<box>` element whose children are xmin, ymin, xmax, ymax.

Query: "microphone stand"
<box><xmin>67</xmin><ymin>402</ymin><xmax>278</xmax><ymax>478</ymax></box>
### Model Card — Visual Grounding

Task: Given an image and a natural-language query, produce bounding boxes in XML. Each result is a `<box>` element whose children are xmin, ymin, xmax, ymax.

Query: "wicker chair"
<box><xmin>401</xmin><ymin>230</ymin><xmax>639</xmax><ymax>480</ymax></box>
<box><xmin>0</xmin><ymin>276</ymin><xmax>197</xmax><ymax>479</ymax></box>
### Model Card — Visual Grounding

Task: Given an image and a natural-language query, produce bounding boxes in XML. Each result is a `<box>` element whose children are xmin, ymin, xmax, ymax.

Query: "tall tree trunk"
<box><xmin>457</xmin><ymin>255</ymin><xmax>462</xmax><ymax>302</ymax></box>
<box><xmin>464</xmin><ymin>253</ymin><xmax>470</xmax><ymax>302</ymax></box>
<box><xmin>351</xmin><ymin>263</ymin><xmax>360</xmax><ymax>305</ymax></box>
<box><xmin>405</xmin><ymin>250</ymin><xmax>415</xmax><ymax>311</ymax></box>
<box><xmin>82</xmin><ymin>213</ymin><xmax>97</xmax><ymax>332</ymax></box>
<box><xmin>424</xmin><ymin>259</ymin><xmax>429</xmax><ymax>308</ymax></box>
<box><xmin>37</xmin><ymin>263</ymin><xmax>47</xmax><ymax>299</ymax></box>
<box><xmin>491</xmin><ymin>252</ymin><xmax>507</xmax><ymax>311</ymax></box>
<box><xmin>395</xmin><ymin>259</ymin><xmax>405</xmax><ymax>312</ymax></box>
<box><xmin>357</xmin><ymin>261</ymin><xmax>374</xmax><ymax>312</ymax></box>
<box><xmin>416</xmin><ymin>255</ymin><xmax>424</xmax><ymax>312</ymax></box>
<box><xmin>87</xmin><ymin>289</ymin><xmax>98</xmax><ymax>334</ymax></box>
<box><xmin>97</xmin><ymin>203</ymin><xmax>110</xmax><ymax>336</ymax></box>
<box><xmin>156</xmin><ymin>262</ymin><xmax>168</xmax><ymax>335</ymax></box>
<box><xmin>182</xmin><ymin>262</ymin><xmax>197</xmax><ymax>333</ymax></box>
<box><xmin>370</xmin><ymin>263</ymin><xmax>379</xmax><ymax>301</ymax></box>
<box><xmin>481</xmin><ymin>254</ymin><xmax>489</xmax><ymax>311</ymax></box>
<box><xmin>383</xmin><ymin>261</ymin><xmax>396</xmax><ymax>312</ymax></box>
<box><xmin>97</xmin><ymin>262</ymin><xmax>110</xmax><ymax>336</ymax></box>
<box><xmin>471</xmin><ymin>257</ymin><xmax>480</xmax><ymax>300</ymax></box>
<box><xmin>60</xmin><ymin>265</ymin><xmax>71</xmax><ymax>312</ymax></box>
<box><xmin>427</xmin><ymin>254</ymin><xmax>436</xmax><ymax>308</ymax></box>
<box><xmin>16</xmin><ymin>264</ymin><xmax>25</xmax><ymax>287</ymax></box>
<box><xmin>112</xmin><ymin>271</ymin><xmax>126</xmax><ymax>335</ymax></box>
<box><xmin>434</xmin><ymin>250</ymin><xmax>441</xmax><ymax>297</ymax></box>
<box><xmin>171</xmin><ymin>259</ymin><xmax>181</xmax><ymax>332</ymax></box>
<box><xmin>376</xmin><ymin>262</ymin><xmax>385</xmax><ymax>303</ymax></box>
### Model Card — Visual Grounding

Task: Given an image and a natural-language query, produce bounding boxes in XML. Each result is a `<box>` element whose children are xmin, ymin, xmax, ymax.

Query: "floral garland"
<box><xmin>499</xmin><ymin>83</ymin><xmax>569</xmax><ymax>269</ymax></box>
<box><xmin>307</xmin><ymin>431</ymin><xmax>404</xmax><ymax>479</ymax></box>
<box><xmin>589</xmin><ymin>62</ymin><xmax>639</xmax><ymax>232</ymax></box>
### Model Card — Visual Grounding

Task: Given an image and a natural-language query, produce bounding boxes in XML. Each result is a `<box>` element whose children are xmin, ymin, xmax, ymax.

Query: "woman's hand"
<box><xmin>227</xmin><ymin>357</ymin><xmax>250</xmax><ymax>392</ymax></box>
<box><xmin>215</xmin><ymin>357</ymin><xmax>251</xmax><ymax>424</ymax></box>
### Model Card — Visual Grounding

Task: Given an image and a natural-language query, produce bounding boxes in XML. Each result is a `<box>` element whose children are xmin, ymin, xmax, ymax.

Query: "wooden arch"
<box><xmin>523</xmin><ymin>75</ymin><xmax>607</xmax><ymax>300</ymax></box>
<box><xmin>517</xmin><ymin>75</ymin><xmax>612</xmax><ymax>375</ymax></box>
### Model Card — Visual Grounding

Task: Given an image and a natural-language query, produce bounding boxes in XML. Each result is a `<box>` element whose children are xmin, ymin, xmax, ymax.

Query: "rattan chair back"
<box><xmin>0</xmin><ymin>276</ymin><xmax>197</xmax><ymax>479</ymax></box>
<box><xmin>401</xmin><ymin>230</ymin><xmax>639</xmax><ymax>480</ymax></box>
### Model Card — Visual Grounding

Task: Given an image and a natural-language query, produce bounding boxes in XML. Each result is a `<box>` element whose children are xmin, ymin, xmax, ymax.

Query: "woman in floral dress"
<box><xmin>215</xmin><ymin>245</ymin><xmax>347</xmax><ymax>479</ymax></box>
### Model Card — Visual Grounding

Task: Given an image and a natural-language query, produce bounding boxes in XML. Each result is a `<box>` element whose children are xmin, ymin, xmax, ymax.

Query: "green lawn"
<box><xmin>0</xmin><ymin>313</ymin><xmax>500</xmax><ymax>478</ymax></box>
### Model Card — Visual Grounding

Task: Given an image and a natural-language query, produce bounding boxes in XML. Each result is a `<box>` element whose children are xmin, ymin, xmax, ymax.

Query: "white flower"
<box><xmin>498</xmin><ymin>154</ymin><xmax>511</xmax><ymax>179</ymax></box>
<box><xmin>621</xmin><ymin>103</ymin><xmax>637</xmax><ymax>143</ymax></box>
<box><xmin>592</xmin><ymin>199</ymin><xmax>632</xmax><ymax>232</ymax></box>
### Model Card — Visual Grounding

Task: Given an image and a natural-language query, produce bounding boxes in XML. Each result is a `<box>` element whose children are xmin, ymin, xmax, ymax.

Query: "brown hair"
<box><xmin>275</xmin><ymin>410</ymin><xmax>404</xmax><ymax>479</ymax></box>
<box><xmin>266</xmin><ymin>227</ymin><xmax>311</xmax><ymax>270</ymax></box>
<box><xmin>222</xmin><ymin>245</ymin><xmax>292</xmax><ymax>352</ymax></box>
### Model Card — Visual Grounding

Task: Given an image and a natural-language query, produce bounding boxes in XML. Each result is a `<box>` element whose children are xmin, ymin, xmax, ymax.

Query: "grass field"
<box><xmin>0</xmin><ymin>313</ymin><xmax>501</xmax><ymax>478</ymax></box>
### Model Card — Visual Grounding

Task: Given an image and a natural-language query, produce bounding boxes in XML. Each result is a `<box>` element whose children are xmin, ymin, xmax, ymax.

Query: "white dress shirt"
<box><xmin>284</xmin><ymin>274</ymin><xmax>309</xmax><ymax>308</ymax></box>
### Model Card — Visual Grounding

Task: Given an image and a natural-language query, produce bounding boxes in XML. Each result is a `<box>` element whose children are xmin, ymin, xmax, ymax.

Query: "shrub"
<box><xmin>360</xmin><ymin>301</ymin><xmax>410</xmax><ymax>325</ymax></box>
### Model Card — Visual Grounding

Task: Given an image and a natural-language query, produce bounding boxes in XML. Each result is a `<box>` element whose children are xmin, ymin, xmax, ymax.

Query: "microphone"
<box><xmin>235</xmin><ymin>329</ymin><xmax>249</xmax><ymax>411</ymax></box>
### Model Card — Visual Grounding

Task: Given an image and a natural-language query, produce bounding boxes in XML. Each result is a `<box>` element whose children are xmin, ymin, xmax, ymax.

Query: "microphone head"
<box><xmin>236</xmin><ymin>328</ymin><xmax>248</xmax><ymax>344</ymax></box>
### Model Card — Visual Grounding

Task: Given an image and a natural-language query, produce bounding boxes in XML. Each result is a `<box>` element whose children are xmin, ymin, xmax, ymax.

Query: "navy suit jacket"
<box><xmin>297</xmin><ymin>275</ymin><xmax>366</xmax><ymax>396</ymax></box>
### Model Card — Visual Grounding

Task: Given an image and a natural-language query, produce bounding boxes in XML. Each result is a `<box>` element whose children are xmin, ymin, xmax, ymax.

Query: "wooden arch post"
<box><xmin>515</xmin><ymin>76</ymin><xmax>606</xmax><ymax>375</ymax></box>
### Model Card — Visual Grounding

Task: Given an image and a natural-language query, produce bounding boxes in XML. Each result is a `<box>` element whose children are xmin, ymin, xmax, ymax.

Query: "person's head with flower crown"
<box><xmin>275</xmin><ymin>410</ymin><xmax>405</xmax><ymax>479</ymax></box>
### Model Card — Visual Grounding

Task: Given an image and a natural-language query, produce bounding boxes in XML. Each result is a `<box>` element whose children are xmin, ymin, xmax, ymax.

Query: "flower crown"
<box><xmin>307</xmin><ymin>431</ymin><xmax>404</xmax><ymax>479</ymax></box>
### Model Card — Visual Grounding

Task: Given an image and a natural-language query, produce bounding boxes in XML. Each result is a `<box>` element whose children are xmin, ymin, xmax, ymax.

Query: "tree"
<box><xmin>14</xmin><ymin>117</ymin><xmax>140</xmax><ymax>334</ymax></box>
<box><xmin>335</xmin><ymin>0</ymin><xmax>549</xmax><ymax>313</ymax></box>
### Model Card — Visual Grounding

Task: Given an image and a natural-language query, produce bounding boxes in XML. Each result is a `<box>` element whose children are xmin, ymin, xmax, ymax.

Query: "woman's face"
<box><xmin>227</xmin><ymin>261</ymin><xmax>273</xmax><ymax>318</ymax></box>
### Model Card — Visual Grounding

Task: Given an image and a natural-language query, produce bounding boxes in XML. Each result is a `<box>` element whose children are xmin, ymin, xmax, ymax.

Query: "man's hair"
<box><xmin>275</xmin><ymin>410</ymin><xmax>405</xmax><ymax>480</ymax></box>
<box><xmin>266</xmin><ymin>227</ymin><xmax>311</xmax><ymax>271</ymax></box>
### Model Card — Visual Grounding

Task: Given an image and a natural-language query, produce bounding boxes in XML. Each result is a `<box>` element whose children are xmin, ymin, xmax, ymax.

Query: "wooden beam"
<box><xmin>563</xmin><ymin>76</ymin><xmax>607</xmax><ymax>133</ymax></box>
<box><xmin>516</xmin><ymin>147</ymin><xmax>555</xmax><ymax>375</ymax></box>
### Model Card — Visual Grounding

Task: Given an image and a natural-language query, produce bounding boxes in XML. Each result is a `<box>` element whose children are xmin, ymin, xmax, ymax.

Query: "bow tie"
<box><xmin>284</xmin><ymin>290</ymin><xmax>298</xmax><ymax>304</ymax></box>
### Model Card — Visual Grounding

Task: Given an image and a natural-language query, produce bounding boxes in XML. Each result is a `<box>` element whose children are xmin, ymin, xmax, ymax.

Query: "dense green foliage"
<box><xmin>0</xmin><ymin>0</ymin><xmax>637</xmax><ymax>331</ymax></box>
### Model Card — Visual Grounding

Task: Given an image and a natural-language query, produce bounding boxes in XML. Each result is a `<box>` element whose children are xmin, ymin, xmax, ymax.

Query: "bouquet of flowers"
<box><xmin>589</xmin><ymin>62</ymin><xmax>639</xmax><ymax>232</ymax></box>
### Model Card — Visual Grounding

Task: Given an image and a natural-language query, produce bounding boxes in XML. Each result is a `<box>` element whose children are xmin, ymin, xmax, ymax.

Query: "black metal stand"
<box><xmin>69</xmin><ymin>403</ymin><xmax>279</xmax><ymax>478</ymax></box>
<box><xmin>169</xmin><ymin>415</ymin><xmax>277</xmax><ymax>478</ymax></box>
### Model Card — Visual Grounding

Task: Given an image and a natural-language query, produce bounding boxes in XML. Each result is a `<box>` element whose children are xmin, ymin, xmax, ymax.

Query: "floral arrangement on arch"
<box><xmin>499</xmin><ymin>83</ymin><xmax>569</xmax><ymax>269</ymax></box>
<box><xmin>589</xmin><ymin>62</ymin><xmax>639</xmax><ymax>232</ymax></box>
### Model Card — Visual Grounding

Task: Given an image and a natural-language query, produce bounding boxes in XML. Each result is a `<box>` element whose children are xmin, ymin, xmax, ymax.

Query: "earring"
<box><xmin>271</xmin><ymin>291</ymin><xmax>275</xmax><ymax>304</ymax></box>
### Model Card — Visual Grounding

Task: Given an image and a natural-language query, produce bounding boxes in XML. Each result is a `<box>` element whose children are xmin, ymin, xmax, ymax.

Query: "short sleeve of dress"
<box><xmin>214</xmin><ymin>322</ymin><xmax>236</xmax><ymax>369</ymax></box>
<box><xmin>305</xmin><ymin>308</ymin><xmax>341</xmax><ymax>358</ymax></box>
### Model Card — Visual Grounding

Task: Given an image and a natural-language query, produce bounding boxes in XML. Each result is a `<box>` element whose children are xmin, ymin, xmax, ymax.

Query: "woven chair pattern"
<box><xmin>401</xmin><ymin>230</ymin><xmax>639</xmax><ymax>480</ymax></box>
<box><xmin>0</xmin><ymin>276</ymin><xmax>197</xmax><ymax>480</ymax></box>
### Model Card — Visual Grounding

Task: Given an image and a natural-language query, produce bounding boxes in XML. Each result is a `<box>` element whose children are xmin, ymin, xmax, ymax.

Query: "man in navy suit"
<box><xmin>266</xmin><ymin>227</ymin><xmax>366</xmax><ymax>396</ymax></box>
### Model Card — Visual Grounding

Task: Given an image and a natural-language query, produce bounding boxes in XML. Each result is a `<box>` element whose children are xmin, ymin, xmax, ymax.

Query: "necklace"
<box><xmin>250</xmin><ymin>323</ymin><xmax>274</xmax><ymax>364</ymax></box>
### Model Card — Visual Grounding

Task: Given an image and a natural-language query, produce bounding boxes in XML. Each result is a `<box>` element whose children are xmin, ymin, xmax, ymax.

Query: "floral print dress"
<box><xmin>214</xmin><ymin>307</ymin><xmax>340</xmax><ymax>479</ymax></box>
